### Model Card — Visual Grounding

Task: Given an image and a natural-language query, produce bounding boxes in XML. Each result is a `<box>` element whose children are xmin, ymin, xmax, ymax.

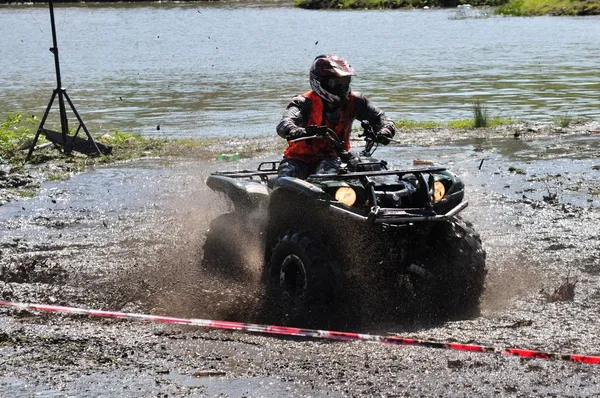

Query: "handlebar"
<box><xmin>289</xmin><ymin>121</ymin><xmax>379</xmax><ymax>159</ymax></box>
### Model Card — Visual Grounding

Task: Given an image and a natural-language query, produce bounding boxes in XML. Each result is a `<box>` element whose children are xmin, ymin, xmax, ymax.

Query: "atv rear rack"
<box><xmin>212</xmin><ymin>161</ymin><xmax>279</xmax><ymax>184</ymax></box>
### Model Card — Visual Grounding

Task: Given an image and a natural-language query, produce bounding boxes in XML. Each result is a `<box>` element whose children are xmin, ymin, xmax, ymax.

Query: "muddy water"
<box><xmin>1</xmin><ymin>128</ymin><xmax>600</xmax><ymax>396</ymax></box>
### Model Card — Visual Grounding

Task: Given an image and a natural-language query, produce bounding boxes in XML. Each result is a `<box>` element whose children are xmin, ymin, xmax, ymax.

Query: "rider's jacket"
<box><xmin>277</xmin><ymin>90</ymin><xmax>397</xmax><ymax>164</ymax></box>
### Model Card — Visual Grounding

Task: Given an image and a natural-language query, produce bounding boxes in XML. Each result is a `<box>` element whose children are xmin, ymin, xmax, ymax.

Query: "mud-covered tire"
<box><xmin>267</xmin><ymin>231</ymin><xmax>336</xmax><ymax>328</ymax></box>
<box><xmin>417</xmin><ymin>217</ymin><xmax>487</xmax><ymax>320</ymax></box>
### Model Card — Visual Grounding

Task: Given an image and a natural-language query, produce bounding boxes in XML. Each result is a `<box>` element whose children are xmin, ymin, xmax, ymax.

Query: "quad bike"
<box><xmin>203</xmin><ymin>122</ymin><xmax>486</xmax><ymax>327</ymax></box>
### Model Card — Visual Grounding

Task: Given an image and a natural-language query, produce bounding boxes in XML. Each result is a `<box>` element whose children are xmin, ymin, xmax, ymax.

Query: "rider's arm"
<box><xmin>353</xmin><ymin>92</ymin><xmax>397</xmax><ymax>138</ymax></box>
<box><xmin>276</xmin><ymin>95</ymin><xmax>311</xmax><ymax>139</ymax></box>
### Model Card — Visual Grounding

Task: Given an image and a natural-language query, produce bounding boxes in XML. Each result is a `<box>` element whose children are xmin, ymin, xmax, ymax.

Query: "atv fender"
<box><xmin>274</xmin><ymin>176</ymin><xmax>331</xmax><ymax>201</ymax></box>
<box><xmin>206</xmin><ymin>174</ymin><xmax>270</xmax><ymax>212</ymax></box>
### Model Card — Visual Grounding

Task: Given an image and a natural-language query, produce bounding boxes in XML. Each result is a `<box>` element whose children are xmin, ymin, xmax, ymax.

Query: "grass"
<box><xmin>393</xmin><ymin>98</ymin><xmax>517</xmax><ymax>130</ymax></box>
<box><xmin>472</xmin><ymin>98</ymin><xmax>489</xmax><ymax>128</ymax></box>
<box><xmin>552</xmin><ymin>111</ymin><xmax>573</xmax><ymax>128</ymax></box>
<box><xmin>0</xmin><ymin>112</ymin><xmax>43</xmax><ymax>162</ymax></box>
<box><xmin>296</xmin><ymin>0</ymin><xmax>510</xmax><ymax>8</ymax></box>
<box><xmin>496</xmin><ymin>0</ymin><xmax>600</xmax><ymax>15</ymax></box>
<box><xmin>0</xmin><ymin>112</ymin><xmax>218</xmax><ymax>165</ymax></box>
<box><xmin>395</xmin><ymin>116</ymin><xmax>516</xmax><ymax>130</ymax></box>
<box><xmin>0</xmin><ymin>111</ymin><xmax>289</xmax><ymax>168</ymax></box>
<box><xmin>508</xmin><ymin>166</ymin><xmax>526</xmax><ymax>175</ymax></box>
<box><xmin>294</xmin><ymin>0</ymin><xmax>600</xmax><ymax>14</ymax></box>
<box><xmin>17</xmin><ymin>188</ymin><xmax>37</xmax><ymax>198</ymax></box>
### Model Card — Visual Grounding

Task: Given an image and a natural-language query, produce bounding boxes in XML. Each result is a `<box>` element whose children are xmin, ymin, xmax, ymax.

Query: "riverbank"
<box><xmin>2</xmin><ymin>117</ymin><xmax>599</xmax><ymax>206</ymax></box>
<box><xmin>296</xmin><ymin>0</ymin><xmax>503</xmax><ymax>9</ymax></box>
<box><xmin>295</xmin><ymin>0</ymin><xmax>600</xmax><ymax>15</ymax></box>
<box><xmin>2</xmin><ymin>0</ymin><xmax>599</xmax><ymax>15</ymax></box>
<box><xmin>497</xmin><ymin>0</ymin><xmax>600</xmax><ymax>15</ymax></box>
<box><xmin>0</xmin><ymin>112</ymin><xmax>286</xmax><ymax>205</ymax></box>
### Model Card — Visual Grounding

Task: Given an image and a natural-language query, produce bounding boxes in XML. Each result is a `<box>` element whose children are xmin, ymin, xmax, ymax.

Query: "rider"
<box><xmin>276</xmin><ymin>54</ymin><xmax>397</xmax><ymax>179</ymax></box>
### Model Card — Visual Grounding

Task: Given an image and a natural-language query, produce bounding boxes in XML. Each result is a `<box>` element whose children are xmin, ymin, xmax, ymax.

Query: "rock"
<box><xmin>17</xmin><ymin>139</ymin><xmax>34</xmax><ymax>151</ymax></box>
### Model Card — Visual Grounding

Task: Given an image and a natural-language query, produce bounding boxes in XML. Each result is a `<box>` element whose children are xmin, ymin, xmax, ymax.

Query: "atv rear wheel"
<box><xmin>267</xmin><ymin>231</ymin><xmax>336</xmax><ymax>328</ymax></box>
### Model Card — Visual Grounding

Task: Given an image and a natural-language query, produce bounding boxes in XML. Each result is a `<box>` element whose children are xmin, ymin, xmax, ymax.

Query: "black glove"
<box><xmin>376</xmin><ymin>129</ymin><xmax>393</xmax><ymax>145</ymax></box>
<box><xmin>305</xmin><ymin>125</ymin><xmax>328</xmax><ymax>136</ymax></box>
<box><xmin>285</xmin><ymin>127</ymin><xmax>307</xmax><ymax>140</ymax></box>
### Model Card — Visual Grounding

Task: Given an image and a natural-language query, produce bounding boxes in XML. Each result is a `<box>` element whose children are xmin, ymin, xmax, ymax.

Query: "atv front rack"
<box><xmin>328</xmin><ymin>201</ymin><xmax>468</xmax><ymax>224</ymax></box>
<box><xmin>308</xmin><ymin>166</ymin><xmax>447</xmax><ymax>180</ymax></box>
<box><xmin>308</xmin><ymin>165</ymin><xmax>467</xmax><ymax>225</ymax></box>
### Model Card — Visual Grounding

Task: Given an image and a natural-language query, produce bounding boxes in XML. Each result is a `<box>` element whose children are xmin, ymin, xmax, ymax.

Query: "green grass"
<box><xmin>472</xmin><ymin>98</ymin><xmax>489</xmax><ymax>128</ymax></box>
<box><xmin>496</xmin><ymin>0</ymin><xmax>600</xmax><ymax>15</ymax></box>
<box><xmin>294</xmin><ymin>0</ymin><xmax>600</xmax><ymax>14</ymax></box>
<box><xmin>552</xmin><ymin>111</ymin><xmax>573</xmax><ymax>128</ymax></box>
<box><xmin>0</xmin><ymin>112</ymin><xmax>42</xmax><ymax>162</ymax></box>
<box><xmin>17</xmin><ymin>188</ymin><xmax>37</xmax><ymax>198</ymax></box>
<box><xmin>0</xmin><ymin>111</ymin><xmax>286</xmax><ymax>166</ymax></box>
<box><xmin>395</xmin><ymin>116</ymin><xmax>516</xmax><ymax>130</ymax></box>
<box><xmin>508</xmin><ymin>166</ymin><xmax>526</xmax><ymax>175</ymax></box>
<box><xmin>395</xmin><ymin>120</ymin><xmax>444</xmax><ymax>129</ymax></box>
<box><xmin>296</xmin><ymin>0</ymin><xmax>510</xmax><ymax>8</ymax></box>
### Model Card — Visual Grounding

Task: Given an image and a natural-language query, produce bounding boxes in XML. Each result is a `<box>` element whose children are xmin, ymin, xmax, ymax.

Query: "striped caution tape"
<box><xmin>1</xmin><ymin>300</ymin><xmax>599</xmax><ymax>365</ymax></box>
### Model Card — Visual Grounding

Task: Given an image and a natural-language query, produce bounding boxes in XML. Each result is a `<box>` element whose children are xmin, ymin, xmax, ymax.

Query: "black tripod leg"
<box><xmin>63</xmin><ymin>90</ymin><xmax>103</xmax><ymax>156</ymax></box>
<box><xmin>57</xmin><ymin>89</ymin><xmax>71</xmax><ymax>155</ymax></box>
<box><xmin>25</xmin><ymin>91</ymin><xmax>57</xmax><ymax>163</ymax></box>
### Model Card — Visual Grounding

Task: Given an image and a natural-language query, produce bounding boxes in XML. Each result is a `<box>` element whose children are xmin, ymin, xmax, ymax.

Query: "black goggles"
<box><xmin>325</xmin><ymin>76</ymin><xmax>352</xmax><ymax>91</ymax></box>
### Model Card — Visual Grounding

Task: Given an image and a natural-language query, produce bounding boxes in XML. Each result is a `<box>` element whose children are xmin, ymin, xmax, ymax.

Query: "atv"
<box><xmin>203</xmin><ymin>122</ymin><xmax>486</xmax><ymax>327</ymax></box>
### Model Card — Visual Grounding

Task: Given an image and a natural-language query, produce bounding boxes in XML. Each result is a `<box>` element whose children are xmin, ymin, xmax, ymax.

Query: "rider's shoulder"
<box><xmin>287</xmin><ymin>94</ymin><xmax>312</xmax><ymax>108</ymax></box>
<box><xmin>350</xmin><ymin>91</ymin><xmax>367</xmax><ymax>102</ymax></box>
<box><xmin>290</xmin><ymin>93</ymin><xmax>310</xmax><ymax>103</ymax></box>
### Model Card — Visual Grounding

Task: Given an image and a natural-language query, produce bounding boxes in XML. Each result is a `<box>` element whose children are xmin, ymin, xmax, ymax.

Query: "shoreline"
<box><xmin>1</xmin><ymin>120</ymin><xmax>599</xmax><ymax>206</ymax></box>
<box><xmin>1</xmin><ymin>0</ymin><xmax>599</xmax><ymax>15</ymax></box>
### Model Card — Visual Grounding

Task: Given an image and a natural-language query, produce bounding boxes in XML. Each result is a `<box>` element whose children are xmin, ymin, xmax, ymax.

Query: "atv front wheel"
<box><xmin>267</xmin><ymin>231</ymin><xmax>336</xmax><ymax>328</ymax></box>
<box><xmin>416</xmin><ymin>217</ymin><xmax>487</xmax><ymax>320</ymax></box>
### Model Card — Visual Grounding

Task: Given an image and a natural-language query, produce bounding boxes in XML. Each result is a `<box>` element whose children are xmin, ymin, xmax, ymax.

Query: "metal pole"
<box><xmin>48</xmin><ymin>0</ymin><xmax>71</xmax><ymax>154</ymax></box>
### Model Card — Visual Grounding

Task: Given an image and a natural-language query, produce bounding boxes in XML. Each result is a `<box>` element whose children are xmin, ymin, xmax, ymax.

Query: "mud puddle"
<box><xmin>1</xmin><ymin>127</ymin><xmax>600</xmax><ymax>396</ymax></box>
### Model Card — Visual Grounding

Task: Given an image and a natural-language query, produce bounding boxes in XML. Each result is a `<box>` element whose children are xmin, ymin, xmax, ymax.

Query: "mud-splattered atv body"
<box><xmin>204</xmin><ymin>125</ymin><xmax>486</xmax><ymax>327</ymax></box>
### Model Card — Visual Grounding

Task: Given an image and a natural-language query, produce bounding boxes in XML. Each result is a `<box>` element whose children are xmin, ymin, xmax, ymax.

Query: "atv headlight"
<box><xmin>433</xmin><ymin>181</ymin><xmax>446</xmax><ymax>202</ymax></box>
<box><xmin>335</xmin><ymin>187</ymin><xmax>357</xmax><ymax>207</ymax></box>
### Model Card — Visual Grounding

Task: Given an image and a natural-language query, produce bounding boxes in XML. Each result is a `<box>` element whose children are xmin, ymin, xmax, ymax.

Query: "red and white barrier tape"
<box><xmin>1</xmin><ymin>300</ymin><xmax>599</xmax><ymax>365</ymax></box>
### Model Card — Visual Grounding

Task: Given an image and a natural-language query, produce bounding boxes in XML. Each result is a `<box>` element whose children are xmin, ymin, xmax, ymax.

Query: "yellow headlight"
<box><xmin>335</xmin><ymin>187</ymin><xmax>357</xmax><ymax>207</ymax></box>
<box><xmin>433</xmin><ymin>181</ymin><xmax>446</xmax><ymax>202</ymax></box>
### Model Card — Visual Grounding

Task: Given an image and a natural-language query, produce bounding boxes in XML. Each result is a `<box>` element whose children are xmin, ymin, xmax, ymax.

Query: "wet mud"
<box><xmin>1</xmin><ymin>122</ymin><xmax>600</xmax><ymax>397</ymax></box>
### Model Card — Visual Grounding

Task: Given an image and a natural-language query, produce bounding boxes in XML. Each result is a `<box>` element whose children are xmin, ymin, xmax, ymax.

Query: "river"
<box><xmin>1</xmin><ymin>2</ymin><xmax>599</xmax><ymax>138</ymax></box>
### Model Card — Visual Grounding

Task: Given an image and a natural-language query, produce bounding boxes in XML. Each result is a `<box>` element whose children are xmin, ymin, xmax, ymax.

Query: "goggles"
<box><xmin>325</xmin><ymin>76</ymin><xmax>352</xmax><ymax>92</ymax></box>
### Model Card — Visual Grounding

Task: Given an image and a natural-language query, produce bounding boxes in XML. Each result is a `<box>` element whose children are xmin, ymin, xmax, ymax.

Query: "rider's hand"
<box><xmin>305</xmin><ymin>125</ymin><xmax>327</xmax><ymax>136</ymax></box>
<box><xmin>376</xmin><ymin>129</ymin><xmax>393</xmax><ymax>145</ymax></box>
<box><xmin>285</xmin><ymin>127</ymin><xmax>307</xmax><ymax>140</ymax></box>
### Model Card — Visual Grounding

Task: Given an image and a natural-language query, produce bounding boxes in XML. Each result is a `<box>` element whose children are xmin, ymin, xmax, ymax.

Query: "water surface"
<box><xmin>1</xmin><ymin>2</ymin><xmax>599</xmax><ymax>138</ymax></box>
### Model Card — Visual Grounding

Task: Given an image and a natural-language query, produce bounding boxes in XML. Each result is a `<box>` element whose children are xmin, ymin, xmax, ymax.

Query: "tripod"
<box><xmin>25</xmin><ymin>0</ymin><xmax>111</xmax><ymax>163</ymax></box>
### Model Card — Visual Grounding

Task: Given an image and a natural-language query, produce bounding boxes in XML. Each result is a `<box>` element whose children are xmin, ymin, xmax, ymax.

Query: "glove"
<box><xmin>305</xmin><ymin>125</ymin><xmax>328</xmax><ymax>136</ymax></box>
<box><xmin>376</xmin><ymin>129</ymin><xmax>393</xmax><ymax>145</ymax></box>
<box><xmin>285</xmin><ymin>127</ymin><xmax>307</xmax><ymax>140</ymax></box>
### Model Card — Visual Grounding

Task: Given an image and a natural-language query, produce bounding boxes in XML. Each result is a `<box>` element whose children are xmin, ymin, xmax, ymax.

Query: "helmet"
<box><xmin>309</xmin><ymin>54</ymin><xmax>356</xmax><ymax>104</ymax></box>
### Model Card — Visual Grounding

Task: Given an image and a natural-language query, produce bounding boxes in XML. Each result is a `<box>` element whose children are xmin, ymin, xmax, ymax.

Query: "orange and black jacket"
<box><xmin>277</xmin><ymin>90</ymin><xmax>397</xmax><ymax>164</ymax></box>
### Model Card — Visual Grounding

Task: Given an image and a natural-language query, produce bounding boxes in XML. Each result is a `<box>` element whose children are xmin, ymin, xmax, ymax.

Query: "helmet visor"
<box><xmin>325</xmin><ymin>76</ymin><xmax>352</xmax><ymax>95</ymax></box>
